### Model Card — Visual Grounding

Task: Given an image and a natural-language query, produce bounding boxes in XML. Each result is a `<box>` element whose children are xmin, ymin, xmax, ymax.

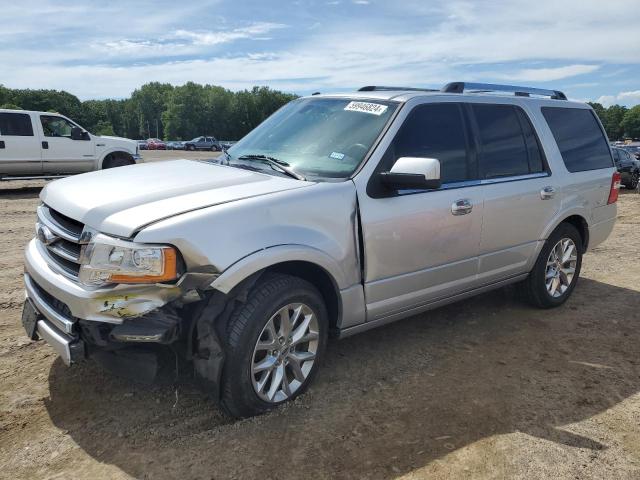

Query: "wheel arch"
<box><xmin>210</xmin><ymin>246</ymin><xmax>347</xmax><ymax>331</ymax></box>
<box><xmin>99</xmin><ymin>150</ymin><xmax>135</xmax><ymax>169</ymax></box>
<box><xmin>560</xmin><ymin>214</ymin><xmax>589</xmax><ymax>251</ymax></box>
<box><xmin>541</xmin><ymin>210</ymin><xmax>590</xmax><ymax>252</ymax></box>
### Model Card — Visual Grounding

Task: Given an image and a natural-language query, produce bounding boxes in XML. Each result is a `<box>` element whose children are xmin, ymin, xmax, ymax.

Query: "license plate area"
<box><xmin>22</xmin><ymin>300</ymin><xmax>41</xmax><ymax>340</ymax></box>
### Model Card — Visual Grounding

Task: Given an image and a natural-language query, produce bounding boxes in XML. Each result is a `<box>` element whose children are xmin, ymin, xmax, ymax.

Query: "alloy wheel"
<box><xmin>251</xmin><ymin>303</ymin><xmax>319</xmax><ymax>403</ymax></box>
<box><xmin>545</xmin><ymin>238</ymin><xmax>578</xmax><ymax>298</ymax></box>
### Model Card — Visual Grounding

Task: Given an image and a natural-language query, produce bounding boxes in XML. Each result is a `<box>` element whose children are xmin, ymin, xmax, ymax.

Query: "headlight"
<box><xmin>79</xmin><ymin>234</ymin><xmax>178</xmax><ymax>286</ymax></box>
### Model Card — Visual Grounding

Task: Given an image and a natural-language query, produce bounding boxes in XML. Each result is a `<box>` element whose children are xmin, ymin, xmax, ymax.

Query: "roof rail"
<box><xmin>358</xmin><ymin>86</ymin><xmax>439</xmax><ymax>92</ymax></box>
<box><xmin>441</xmin><ymin>82</ymin><xmax>567</xmax><ymax>100</ymax></box>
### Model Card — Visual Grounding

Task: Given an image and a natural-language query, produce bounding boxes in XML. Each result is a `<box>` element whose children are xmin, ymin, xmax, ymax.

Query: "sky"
<box><xmin>1</xmin><ymin>0</ymin><xmax>639</xmax><ymax>106</ymax></box>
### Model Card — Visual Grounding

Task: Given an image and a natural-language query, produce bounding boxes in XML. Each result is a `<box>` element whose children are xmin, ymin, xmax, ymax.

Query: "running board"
<box><xmin>0</xmin><ymin>175</ymin><xmax>69</xmax><ymax>181</ymax></box>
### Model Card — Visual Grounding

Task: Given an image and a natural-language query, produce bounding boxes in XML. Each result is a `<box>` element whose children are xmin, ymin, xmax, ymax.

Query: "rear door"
<box><xmin>39</xmin><ymin>114</ymin><xmax>95</xmax><ymax>173</ymax></box>
<box><xmin>469</xmin><ymin>103</ymin><xmax>560</xmax><ymax>284</ymax></box>
<box><xmin>0</xmin><ymin>112</ymin><xmax>41</xmax><ymax>175</ymax></box>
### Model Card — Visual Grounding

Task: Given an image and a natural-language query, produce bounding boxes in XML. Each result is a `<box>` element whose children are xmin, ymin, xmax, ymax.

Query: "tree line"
<box><xmin>1</xmin><ymin>82</ymin><xmax>639</xmax><ymax>141</ymax></box>
<box><xmin>0</xmin><ymin>82</ymin><xmax>297</xmax><ymax>141</ymax></box>
<box><xmin>587</xmin><ymin>102</ymin><xmax>640</xmax><ymax>141</ymax></box>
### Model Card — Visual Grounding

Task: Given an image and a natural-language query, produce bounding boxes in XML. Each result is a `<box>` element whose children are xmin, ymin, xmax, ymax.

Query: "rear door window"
<box><xmin>471</xmin><ymin>104</ymin><xmax>537</xmax><ymax>179</ymax></box>
<box><xmin>541</xmin><ymin>107</ymin><xmax>613</xmax><ymax>172</ymax></box>
<box><xmin>0</xmin><ymin>112</ymin><xmax>34</xmax><ymax>136</ymax></box>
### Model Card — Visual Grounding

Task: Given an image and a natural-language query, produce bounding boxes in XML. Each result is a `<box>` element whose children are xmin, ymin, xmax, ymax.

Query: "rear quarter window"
<box><xmin>541</xmin><ymin>107</ymin><xmax>613</xmax><ymax>172</ymax></box>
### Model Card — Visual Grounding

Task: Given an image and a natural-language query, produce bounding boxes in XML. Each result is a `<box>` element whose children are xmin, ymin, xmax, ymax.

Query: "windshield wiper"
<box><xmin>236</xmin><ymin>154</ymin><xmax>306</xmax><ymax>181</ymax></box>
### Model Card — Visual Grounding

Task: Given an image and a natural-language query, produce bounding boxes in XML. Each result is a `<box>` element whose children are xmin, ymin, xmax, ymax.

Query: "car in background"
<box><xmin>184</xmin><ymin>136</ymin><xmax>221</xmax><ymax>151</ymax></box>
<box><xmin>220</xmin><ymin>140</ymin><xmax>236</xmax><ymax>150</ymax></box>
<box><xmin>167</xmin><ymin>141</ymin><xmax>185</xmax><ymax>150</ymax></box>
<box><xmin>146</xmin><ymin>138</ymin><xmax>166</xmax><ymax>150</ymax></box>
<box><xmin>1</xmin><ymin>108</ymin><xmax>139</xmax><ymax>179</ymax></box>
<box><xmin>621</xmin><ymin>144</ymin><xmax>640</xmax><ymax>160</ymax></box>
<box><xmin>137</xmin><ymin>140</ymin><xmax>148</xmax><ymax>151</ymax></box>
<box><xmin>612</xmin><ymin>147</ymin><xmax>640</xmax><ymax>189</ymax></box>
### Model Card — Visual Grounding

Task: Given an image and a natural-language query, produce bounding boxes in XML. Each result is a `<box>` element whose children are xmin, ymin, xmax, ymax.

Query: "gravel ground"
<box><xmin>0</xmin><ymin>164</ymin><xmax>638</xmax><ymax>479</ymax></box>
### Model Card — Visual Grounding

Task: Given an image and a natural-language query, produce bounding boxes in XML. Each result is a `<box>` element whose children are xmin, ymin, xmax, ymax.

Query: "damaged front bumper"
<box><xmin>23</xmin><ymin>238</ymin><xmax>216</xmax><ymax>365</ymax></box>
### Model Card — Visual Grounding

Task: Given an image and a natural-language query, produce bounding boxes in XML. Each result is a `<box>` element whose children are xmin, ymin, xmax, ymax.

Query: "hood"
<box><xmin>97</xmin><ymin>135</ymin><xmax>136</xmax><ymax>147</ymax></box>
<box><xmin>40</xmin><ymin>160</ymin><xmax>311</xmax><ymax>237</ymax></box>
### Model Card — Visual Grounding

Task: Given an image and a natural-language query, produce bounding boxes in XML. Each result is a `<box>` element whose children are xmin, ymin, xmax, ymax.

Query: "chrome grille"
<box><xmin>36</xmin><ymin>204</ymin><xmax>86</xmax><ymax>280</ymax></box>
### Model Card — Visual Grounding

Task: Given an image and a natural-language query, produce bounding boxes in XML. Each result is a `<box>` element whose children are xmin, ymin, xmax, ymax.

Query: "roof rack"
<box><xmin>358</xmin><ymin>86</ymin><xmax>439</xmax><ymax>92</ymax></box>
<box><xmin>441</xmin><ymin>82</ymin><xmax>567</xmax><ymax>100</ymax></box>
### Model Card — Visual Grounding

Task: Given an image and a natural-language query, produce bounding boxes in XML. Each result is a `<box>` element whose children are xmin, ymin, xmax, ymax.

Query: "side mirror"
<box><xmin>71</xmin><ymin>126</ymin><xmax>84</xmax><ymax>140</ymax></box>
<box><xmin>379</xmin><ymin>157</ymin><xmax>442</xmax><ymax>190</ymax></box>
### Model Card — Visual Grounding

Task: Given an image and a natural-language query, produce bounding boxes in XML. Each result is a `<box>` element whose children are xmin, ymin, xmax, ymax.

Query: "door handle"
<box><xmin>451</xmin><ymin>199</ymin><xmax>473</xmax><ymax>215</ymax></box>
<box><xmin>0</xmin><ymin>140</ymin><xmax>5</xmax><ymax>149</ymax></box>
<box><xmin>540</xmin><ymin>186</ymin><xmax>556</xmax><ymax>200</ymax></box>
<box><xmin>42</xmin><ymin>141</ymin><xmax>49</xmax><ymax>149</ymax></box>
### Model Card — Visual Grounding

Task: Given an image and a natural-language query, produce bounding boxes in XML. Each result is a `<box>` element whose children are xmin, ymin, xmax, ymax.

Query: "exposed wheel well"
<box><xmin>102</xmin><ymin>151</ymin><xmax>134</xmax><ymax>168</ymax></box>
<box><xmin>560</xmin><ymin>215</ymin><xmax>589</xmax><ymax>251</ymax></box>
<box><xmin>264</xmin><ymin>261</ymin><xmax>341</xmax><ymax>332</ymax></box>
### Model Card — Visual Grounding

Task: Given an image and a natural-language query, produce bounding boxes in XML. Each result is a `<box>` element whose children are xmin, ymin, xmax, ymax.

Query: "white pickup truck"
<box><xmin>0</xmin><ymin>109</ymin><xmax>140</xmax><ymax>180</ymax></box>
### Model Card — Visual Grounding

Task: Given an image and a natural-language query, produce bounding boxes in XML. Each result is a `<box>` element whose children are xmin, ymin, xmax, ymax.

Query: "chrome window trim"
<box><xmin>396</xmin><ymin>171</ymin><xmax>551</xmax><ymax>196</ymax></box>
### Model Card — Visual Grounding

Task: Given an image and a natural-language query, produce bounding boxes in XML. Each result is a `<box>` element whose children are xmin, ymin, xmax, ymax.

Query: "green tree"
<box><xmin>603</xmin><ymin>105</ymin><xmax>628</xmax><ymax>140</ymax></box>
<box><xmin>588</xmin><ymin>102</ymin><xmax>605</xmax><ymax>123</ymax></box>
<box><xmin>94</xmin><ymin>120</ymin><xmax>116</xmax><ymax>136</ymax></box>
<box><xmin>621</xmin><ymin>105</ymin><xmax>640</xmax><ymax>139</ymax></box>
<box><xmin>131</xmin><ymin>82</ymin><xmax>173</xmax><ymax>138</ymax></box>
<box><xmin>0</xmin><ymin>82</ymin><xmax>296</xmax><ymax>141</ymax></box>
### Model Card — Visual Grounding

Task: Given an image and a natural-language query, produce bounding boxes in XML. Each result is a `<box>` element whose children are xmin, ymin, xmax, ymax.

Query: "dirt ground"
<box><xmin>0</xmin><ymin>161</ymin><xmax>639</xmax><ymax>479</ymax></box>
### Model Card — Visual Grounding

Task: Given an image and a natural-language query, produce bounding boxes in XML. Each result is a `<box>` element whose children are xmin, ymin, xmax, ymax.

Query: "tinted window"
<box><xmin>391</xmin><ymin>103</ymin><xmax>469</xmax><ymax>183</ymax></box>
<box><xmin>472</xmin><ymin>104</ymin><xmax>531</xmax><ymax>179</ymax></box>
<box><xmin>542</xmin><ymin>107</ymin><xmax>613</xmax><ymax>172</ymax></box>
<box><xmin>0</xmin><ymin>113</ymin><xmax>33</xmax><ymax>136</ymax></box>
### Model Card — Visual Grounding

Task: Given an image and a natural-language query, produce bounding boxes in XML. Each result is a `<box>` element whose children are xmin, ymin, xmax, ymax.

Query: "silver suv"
<box><xmin>22</xmin><ymin>82</ymin><xmax>620</xmax><ymax>417</ymax></box>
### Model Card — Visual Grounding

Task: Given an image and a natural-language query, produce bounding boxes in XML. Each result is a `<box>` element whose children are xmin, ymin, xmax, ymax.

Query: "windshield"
<box><xmin>227</xmin><ymin>97</ymin><xmax>398</xmax><ymax>179</ymax></box>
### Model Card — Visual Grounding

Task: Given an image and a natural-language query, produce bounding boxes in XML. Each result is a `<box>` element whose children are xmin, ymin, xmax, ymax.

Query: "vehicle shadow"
<box><xmin>45</xmin><ymin>278</ymin><xmax>640</xmax><ymax>479</ymax></box>
<box><xmin>0</xmin><ymin>185</ymin><xmax>44</xmax><ymax>199</ymax></box>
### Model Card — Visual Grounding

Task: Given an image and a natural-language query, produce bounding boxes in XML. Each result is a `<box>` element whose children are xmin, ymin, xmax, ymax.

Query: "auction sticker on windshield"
<box><xmin>344</xmin><ymin>101</ymin><xmax>388</xmax><ymax>116</ymax></box>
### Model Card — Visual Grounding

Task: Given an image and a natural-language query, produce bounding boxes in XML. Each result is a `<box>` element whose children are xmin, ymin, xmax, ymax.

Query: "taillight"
<box><xmin>607</xmin><ymin>171</ymin><xmax>621</xmax><ymax>204</ymax></box>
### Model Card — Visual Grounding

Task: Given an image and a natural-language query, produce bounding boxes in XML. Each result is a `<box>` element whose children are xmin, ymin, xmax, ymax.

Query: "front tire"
<box><xmin>103</xmin><ymin>155</ymin><xmax>134</xmax><ymax>169</ymax></box>
<box><xmin>220</xmin><ymin>273</ymin><xmax>328</xmax><ymax>418</ymax></box>
<box><xmin>520</xmin><ymin>223</ymin><xmax>583</xmax><ymax>308</ymax></box>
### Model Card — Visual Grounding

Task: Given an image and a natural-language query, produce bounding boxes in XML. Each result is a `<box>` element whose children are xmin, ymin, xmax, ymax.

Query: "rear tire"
<box><xmin>219</xmin><ymin>273</ymin><xmax>328</xmax><ymax>418</ymax></box>
<box><xmin>520</xmin><ymin>223</ymin><xmax>583</xmax><ymax>309</ymax></box>
<box><xmin>624</xmin><ymin>172</ymin><xmax>639</xmax><ymax>190</ymax></box>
